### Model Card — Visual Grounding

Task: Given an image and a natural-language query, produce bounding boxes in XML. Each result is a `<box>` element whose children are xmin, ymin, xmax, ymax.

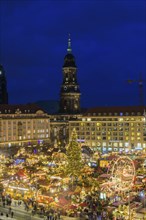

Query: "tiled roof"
<box><xmin>84</xmin><ymin>106</ymin><xmax>146</xmax><ymax>116</ymax></box>
<box><xmin>0</xmin><ymin>103</ymin><xmax>45</xmax><ymax>114</ymax></box>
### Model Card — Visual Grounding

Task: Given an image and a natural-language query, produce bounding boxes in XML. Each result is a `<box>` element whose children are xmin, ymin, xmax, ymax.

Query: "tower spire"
<box><xmin>60</xmin><ymin>36</ymin><xmax>81</xmax><ymax>114</ymax></box>
<box><xmin>67</xmin><ymin>33</ymin><xmax>72</xmax><ymax>54</ymax></box>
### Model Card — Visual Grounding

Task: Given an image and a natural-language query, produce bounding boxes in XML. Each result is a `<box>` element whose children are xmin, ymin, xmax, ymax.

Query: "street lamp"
<box><xmin>128</xmin><ymin>190</ymin><xmax>131</xmax><ymax>220</ymax></box>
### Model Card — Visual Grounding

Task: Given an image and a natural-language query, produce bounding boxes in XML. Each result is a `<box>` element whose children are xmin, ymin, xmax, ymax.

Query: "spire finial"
<box><xmin>67</xmin><ymin>33</ymin><xmax>72</xmax><ymax>53</ymax></box>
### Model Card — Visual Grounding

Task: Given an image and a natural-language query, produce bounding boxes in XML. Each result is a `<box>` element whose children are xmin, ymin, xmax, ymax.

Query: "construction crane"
<box><xmin>127</xmin><ymin>73</ymin><xmax>146</xmax><ymax>106</ymax></box>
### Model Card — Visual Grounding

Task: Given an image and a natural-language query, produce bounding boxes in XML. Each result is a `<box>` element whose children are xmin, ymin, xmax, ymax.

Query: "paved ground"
<box><xmin>0</xmin><ymin>201</ymin><xmax>145</xmax><ymax>220</ymax></box>
<box><xmin>0</xmin><ymin>202</ymin><xmax>77</xmax><ymax>220</ymax></box>
<box><xmin>0</xmin><ymin>205</ymin><xmax>40</xmax><ymax>220</ymax></box>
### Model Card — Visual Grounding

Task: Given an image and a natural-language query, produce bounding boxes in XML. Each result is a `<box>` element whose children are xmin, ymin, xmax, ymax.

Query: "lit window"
<box><xmin>119</xmin><ymin>142</ymin><xmax>123</xmax><ymax>147</ymax></box>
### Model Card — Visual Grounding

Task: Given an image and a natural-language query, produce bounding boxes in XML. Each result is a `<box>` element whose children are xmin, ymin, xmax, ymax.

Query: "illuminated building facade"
<box><xmin>0</xmin><ymin>65</ymin><xmax>8</xmax><ymax>104</ymax></box>
<box><xmin>0</xmin><ymin>104</ymin><xmax>50</xmax><ymax>147</ymax></box>
<box><xmin>69</xmin><ymin>106</ymin><xmax>146</xmax><ymax>152</ymax></box>
<box><xmin>50</xmin><ymin>114</ymin><xmax>79</xmax><ymax>147</ymax></box>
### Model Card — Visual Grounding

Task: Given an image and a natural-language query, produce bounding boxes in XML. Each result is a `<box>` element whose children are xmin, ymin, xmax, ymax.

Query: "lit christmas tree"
<box><xmin>66</xmin><ymin>128</ymin><xmax>82</xmax><ymax>183</ymax></box>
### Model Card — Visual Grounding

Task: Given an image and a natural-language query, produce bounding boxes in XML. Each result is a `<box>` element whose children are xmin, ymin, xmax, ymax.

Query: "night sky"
<box><xmin>0</xmin><ymin>0</ymin><xmax>146</xmax><ymax>108</ymax></box>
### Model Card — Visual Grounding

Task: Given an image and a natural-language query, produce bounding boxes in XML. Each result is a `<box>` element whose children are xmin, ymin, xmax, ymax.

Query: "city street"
<box><xmin>0</xmin><ymin>200</ymin><xmax>79</xmax><ymax>220</ymax></box>
<box><xmin>0</xmin><ymin>204</ymin><xmax>40</xmax><ymax>220</ymax></box>
<box><xmin>0</xmin><ymin>202</ymin><xmax>145</xmax><ymax>220</ymax></box>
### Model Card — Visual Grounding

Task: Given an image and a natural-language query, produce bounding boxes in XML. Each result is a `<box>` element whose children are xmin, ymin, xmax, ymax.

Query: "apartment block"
<box><xmin>69</xmin><ymin>106</ymin><xmax>146</xmax><ymax>152</ymax></box>
<box><xmin>0</xmin><ymin>104</ymin><xmax>50</xmax><ymax>147</ymax></box>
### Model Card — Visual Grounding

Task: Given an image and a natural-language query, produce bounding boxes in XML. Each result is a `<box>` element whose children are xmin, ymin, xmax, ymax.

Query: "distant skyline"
<box><xmin>0</xmin><ymin>0</ymin><xmax>146</xmax><ymax>107</ymax></box>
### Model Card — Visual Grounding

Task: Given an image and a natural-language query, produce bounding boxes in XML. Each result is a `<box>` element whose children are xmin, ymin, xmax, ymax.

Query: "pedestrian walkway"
<box><xmin>0</xmin><ymin>216</ymin><xmax>17</xmax><ymax>220</ymax></box>
<box><xmin>0</xmin><ymin>203</ymin><xmax>41</xmax><ymax>220</ymax></box>
<box><xmin>61</xmin><ymin>217</ymin><xmax>77</xmax><ymax>220</ymax></box>
<box><xmin>0</xmin><ymin>203</ymin><xmax>77</xmax><ymax>220</ymax></box>
<box><xmin>1</xmin><ymin>200</ymin><xmax>144</xmax><ymax>220</ymax></box>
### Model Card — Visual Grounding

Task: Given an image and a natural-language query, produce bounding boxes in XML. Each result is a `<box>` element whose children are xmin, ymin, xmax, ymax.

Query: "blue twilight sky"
<box><xmin>0</xmin><ymin>0</ymin><xmax>146</xmax><ymax>108</ymax></box>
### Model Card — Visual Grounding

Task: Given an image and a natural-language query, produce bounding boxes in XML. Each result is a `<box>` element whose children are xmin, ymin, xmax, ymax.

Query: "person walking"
<box><xmin>11</xmin><ymin>211</ymin><xmax>14</xmax><ymax>218</ymax></box>
<box><xmin>9</xmin><ymin>207</ymin><xmax>11</xmax><ymax>214</ymax></box>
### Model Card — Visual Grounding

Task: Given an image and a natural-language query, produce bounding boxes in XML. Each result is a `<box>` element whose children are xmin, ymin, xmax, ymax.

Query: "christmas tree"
<box><xmin>66</xmin><ymin>128</ymin><xmax>82</xmax><ymax>183</ymax></box>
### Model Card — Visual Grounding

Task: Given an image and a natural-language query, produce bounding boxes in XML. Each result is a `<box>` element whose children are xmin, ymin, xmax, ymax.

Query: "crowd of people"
<box><xmin>0</xmin><ymin>192</ymin><xmax>112</xmax><ymax>220</ymax></box>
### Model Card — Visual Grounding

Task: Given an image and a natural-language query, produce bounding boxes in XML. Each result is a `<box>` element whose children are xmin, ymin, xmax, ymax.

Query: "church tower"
<box><xmin>59</xmin><ymin>35</ymin><xmax>81</xmax><ymax>114</ymax></box>
<box><xmin>0</xmin><ymin>64</ymin><xmax>8</xmax><ymax>104</ymax></box>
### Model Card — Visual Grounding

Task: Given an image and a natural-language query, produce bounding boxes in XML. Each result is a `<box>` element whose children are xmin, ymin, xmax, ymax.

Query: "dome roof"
<box><xmin>63</xmin><ymin>53</ymin><xmax>76</xmax><ymax>68</ymax></box>
<box><xmin>63</xmin><ymin>34</ymin><xmax>77</xmax><ymax>68</ymax></box>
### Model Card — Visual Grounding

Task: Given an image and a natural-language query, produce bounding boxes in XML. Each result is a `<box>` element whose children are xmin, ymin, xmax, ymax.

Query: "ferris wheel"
<box><xmin>110</xmin><ymin>156</ymin><xmax>135</xmax><ymax>192</ymax></box>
